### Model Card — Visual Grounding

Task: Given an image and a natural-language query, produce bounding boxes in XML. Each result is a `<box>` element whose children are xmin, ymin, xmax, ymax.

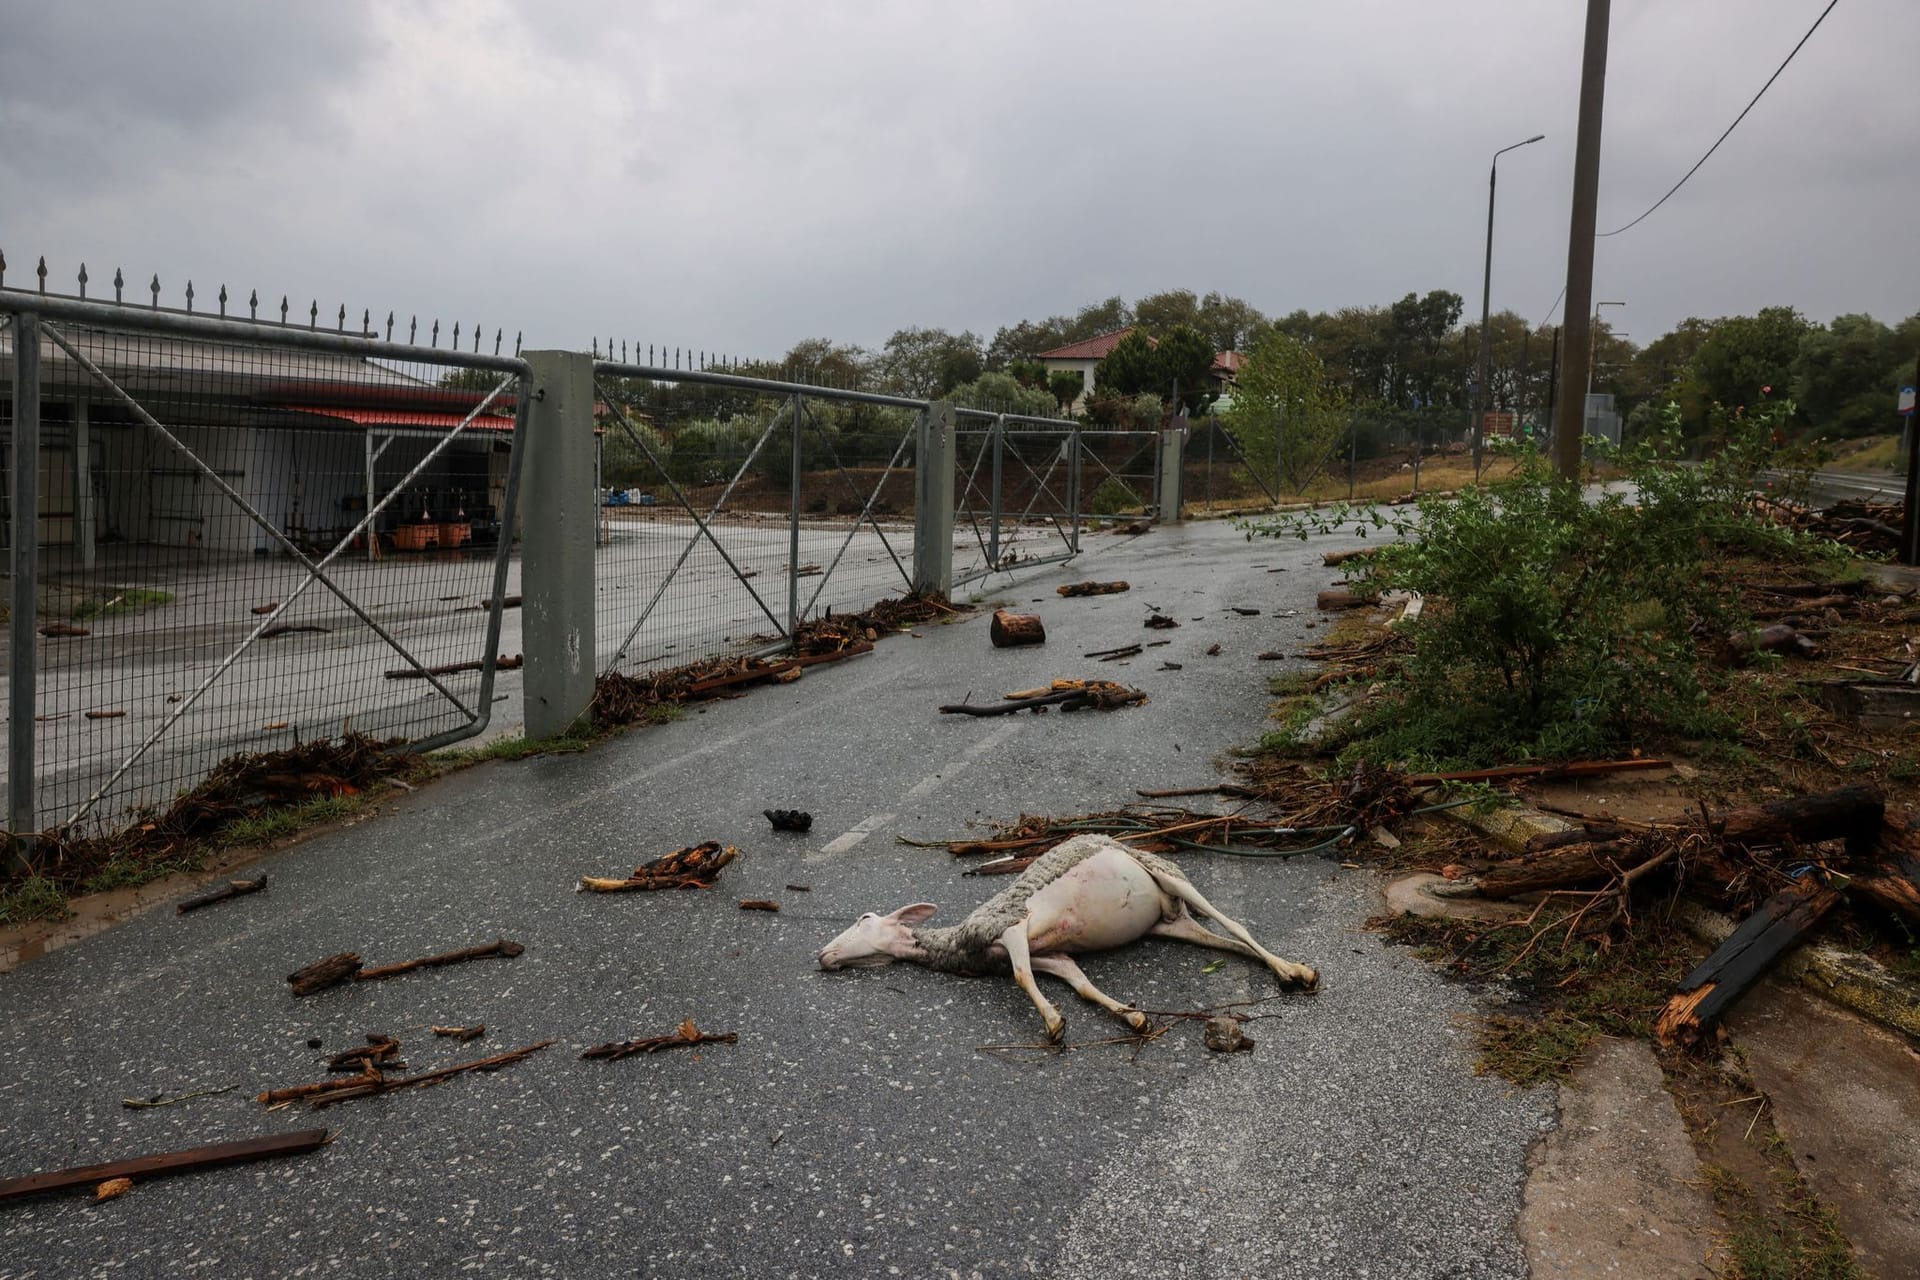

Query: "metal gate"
<box><xmin>952</xmin><ymin>411</ymin><xmax>1083</xmax><ymax>587</ymax></box>
<box><xmin>590</xmin><ymin>361</ymin><xmax>923</xmax><ymax>677</ymax></box>
<box><xmin>2</xmin><ymin>299</ymin><xmax>527</xmax><ymax>837</ymax></box>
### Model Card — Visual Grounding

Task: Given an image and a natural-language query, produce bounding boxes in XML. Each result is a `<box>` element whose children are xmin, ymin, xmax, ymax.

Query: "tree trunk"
<box><xmin>1714</xmin><ymin>783</ymin><xmax>1884</xmax><ymax>859</ymax></box>
<box><xmin>989</xmin><ymin>610</ymin><xmax>1046</xmax><ymax>648</ymax></box>
<box><xmin>1477</xmin><ymin>839</ymin><xmax>1654</xmax><ymax>899</ymax></box>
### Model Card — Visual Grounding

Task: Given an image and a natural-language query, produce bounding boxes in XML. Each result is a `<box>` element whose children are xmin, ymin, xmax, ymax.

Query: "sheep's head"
<box><xmin>816</xmin><ymin>903</ymin><xmax>937</xmax><ymax>970</ymax></box>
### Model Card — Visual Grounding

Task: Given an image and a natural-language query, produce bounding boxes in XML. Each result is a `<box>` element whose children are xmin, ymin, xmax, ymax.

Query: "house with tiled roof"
<box><xmin>1037</xmin><ymin>327</ymin><xmax>1247</xmax><ymax>413</ymax></box>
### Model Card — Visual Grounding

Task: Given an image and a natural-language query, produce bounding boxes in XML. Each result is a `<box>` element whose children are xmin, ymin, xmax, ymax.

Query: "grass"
<box><xmin>1380</xmin><ymin>912</ymin><xmax>1701</xmax><ymax>1087</ymax></box>
<box><xmin>71</xmin><ymin>587</ymin><xmax>174</xmax><ymax>621</ymax></box>
<box><xmin>214</xmin><ymin>793</ymin><xmax>367</xmax><ymax>849</ymax></box>
<box><xmin>0</xmin><ymin>874</ymin><xmax>70</xmax><ymax>925</ymax></box>
<box><xmin>1824</xmin><ymin>434</ymin><xmax>1902</xmax><ymax>472</ymax></box>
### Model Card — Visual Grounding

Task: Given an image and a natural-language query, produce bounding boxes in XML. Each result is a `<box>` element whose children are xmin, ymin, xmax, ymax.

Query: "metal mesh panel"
<box><xmin>1184</xmin><ymin>417</ymin><xmax>1278</xmax><ymax>514</ymax></box>
<box><xmin>952</xmin><ymin>416</ymin><xmax>1080</xmax><ymax>587</ymax></box>
<box><xmin>2</xmin><ymin>316</ymin><xmax>520</xmax><ymax>835</ymax></box>
<box><xmin>790</xmin><ymin>395</ymin><xmax>917</xmax><ymax>621</ymax></box>
<box><xmin>592</xmin><ymin>375</ymin><xmax>801</xmax><ymax>676</ymax></box>
<box><xmin>1077</xmin><ymin>429</ymin><xmax>1159</xmax><ymax>518</ymax></box>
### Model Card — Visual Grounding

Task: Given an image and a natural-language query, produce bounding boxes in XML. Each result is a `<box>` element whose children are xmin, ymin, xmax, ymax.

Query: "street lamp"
<box><xmin>1473</xmin><ymin>133</ymin><xmax>1545</xmax><ymax>478</ymax></box>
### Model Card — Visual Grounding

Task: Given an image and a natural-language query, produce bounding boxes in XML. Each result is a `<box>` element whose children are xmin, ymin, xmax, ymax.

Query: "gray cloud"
<box><xmin>2</xmin><ymin>0</ymin><xmax>1911</xmax><ymax>355</ymax></box>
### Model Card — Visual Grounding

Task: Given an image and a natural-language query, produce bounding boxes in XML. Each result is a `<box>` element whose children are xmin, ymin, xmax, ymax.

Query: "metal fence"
<box><xmin>589</xmin><ymin>363</ymin><xmax>924</xmax><ymax>677</ymax></box>
<box><xmin>2</xmin><ymin>289</ymin><xmax>527</xmax><ymax>843</ymax></box>
<box><xmin>2</xmin><ymin>264</ymin><xmax>1198</xmax><ymax>858</ymax></box>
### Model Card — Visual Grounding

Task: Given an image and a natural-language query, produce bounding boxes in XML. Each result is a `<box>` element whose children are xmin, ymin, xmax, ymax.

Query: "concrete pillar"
<box><xmin>912</xmin><ymin>401</ymin><xmax>955</xmax><ymax>598</ymax></box>
<box><xmin>519</xmin><ymin>350</ymin><xmax>597</xmax><ymax>739</ymax></box>
<box><xmin>74</xmin><ymin>399</ymin><xmax>96</xmax><ymax>570</ymax></box>
<box><xmin>1155</xmin><ymin>423</ymin><xmax>1185</xmax><ymax>524</ymax></box>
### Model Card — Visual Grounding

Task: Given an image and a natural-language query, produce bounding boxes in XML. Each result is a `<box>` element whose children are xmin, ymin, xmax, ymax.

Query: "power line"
<box><xmin>1598</xmin><ymin>0</ymin><xmax>1840</xmax><ymax>238</ymax></box>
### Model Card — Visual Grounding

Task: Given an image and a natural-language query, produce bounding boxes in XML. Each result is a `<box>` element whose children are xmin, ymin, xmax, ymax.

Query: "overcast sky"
<box><xmin>1</xmin><ymin>0</ymin><xmax>1911</xmax><ymax>357</ymax></box>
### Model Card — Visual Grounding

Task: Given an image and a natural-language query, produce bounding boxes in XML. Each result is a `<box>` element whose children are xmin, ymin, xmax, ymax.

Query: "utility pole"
<box><xmin>1553</xmin><ymin>0</ymin><xmax>1611</xmax><ymax>479</ymax></box>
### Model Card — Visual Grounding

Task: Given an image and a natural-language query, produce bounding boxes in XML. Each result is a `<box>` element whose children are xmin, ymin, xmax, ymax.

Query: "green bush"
<box><xmin>1242</xmin><ymin>398</ymin><xmax>1840</xmax><ymax>766</ymax></box>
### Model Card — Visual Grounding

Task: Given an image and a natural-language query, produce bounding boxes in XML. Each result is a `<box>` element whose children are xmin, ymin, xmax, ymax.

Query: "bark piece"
<box><xmin>176</xmin><ymin>877</ymin><xmax>268</xmax><ymax>915</ymax></box>
<box><xmin>579</xmin><ymin>841</ymin><xmax>739</xmax><ymax>892</ymax></box>
<box><xmin>989</xmin><ymin>610</ymin><xmax>1046</xmax><ymax>648</ymax></box>
<box><xmin>1654</xmin><ymin>877</ymin><xmax>1842</xmax><ymax>1045</ymax></box>
<box><xmin>354</xmin><ymin>939</ymin><xmax>524</xmax><ymax>983</ymax></box>
<box><xmin>287</xmin><ymin>952</ymin><xmax>363</xmax><ymax>997</ymax></box>
<box><xmin>738</xmin><ymin>899</ymin><xmax>780</xmax><ymax>912</ymax></box>
<box><xmin>432</xmin><ymin>1025</ymin><xmax>486</xmax><ymax>1042</ymax></box>
<box><xmin>0</xmin><ymin>1129</ymin><xmax>329</xmax><ymax>1204</ymax></box>
<box><xmin>1056</xmin><ymin>581</ymin><xmax>1129</xmax><ymax>598</ymax></box>
<box><xmin>1477</xmin><ymin>839</ymin><xmax>1657</xmax><ymax>899</ymax></box>
<box><xmin>307</xmin><ymin>1040</ymin><xmax>555</xmax><ymax>1109</ymax></box>
<box><xmin>1714</xmin><ymin>783</ymin><xmax>1884</xmax><ymax>859</ymax></box>
<box><xmin>581</xmin><ymin>1019</ymin><xmax>738</xmax><ymax>1062</ymax></box>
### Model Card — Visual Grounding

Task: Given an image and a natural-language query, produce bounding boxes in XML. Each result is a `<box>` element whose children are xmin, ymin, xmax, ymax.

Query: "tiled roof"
<box><xmin>1036</xmin><ymin>327</ymin><xmax>1145</xmax><ymax>361</ymax></box>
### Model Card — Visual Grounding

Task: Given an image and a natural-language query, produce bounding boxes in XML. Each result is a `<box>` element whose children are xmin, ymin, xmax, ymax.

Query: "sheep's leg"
<box><xmin>998</xmin><ymin>923</ymin><xmax>1065</xmax><ymax>1040</ymax></box>
<box><xmin>1032</xmin><ymin>954</ymin><xmax>1149</xmax><ymax>1032</ymax></box>
<box><xmin>1149</xmin><ymin>907</ymin><xmax>1263</xmax><ymax>962</ymax></box>
<box><xmin>1143</xmin><ymin>872</ymin><xmax>1318</xmax><ymax>989</ymax></box>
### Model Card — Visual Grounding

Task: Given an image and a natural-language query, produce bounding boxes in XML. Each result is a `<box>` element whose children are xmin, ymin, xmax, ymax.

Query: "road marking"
<box><xmin>817</xmin><ymin>812</ymin><xmax>896</xmax><ymax>858</ymax></box>
<box><xmin>808</xmin><ymin>720</ymin><xmax>1028</xmax><ymax>862</ymax></box>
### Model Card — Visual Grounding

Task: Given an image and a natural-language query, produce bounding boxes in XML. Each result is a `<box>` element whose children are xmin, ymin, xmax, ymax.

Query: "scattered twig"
<box><xmin>355</xmin><ymin>939</ymin><xmax>524</xmax><ymax>982</ymax></box>
<box><xmin>581</xmin><ymin>1019</ymin><xmax>738</xmax><ymax>1062</ymax></box>
<box><xmin>176</xmin><ymin>876</ymin><xmax>267</xmax><ymax>914</ymax></box>
<box><xmin>120</xmin><ymin>1084</ymin><xmax>241</xmax><ymax>1110</ymax></box>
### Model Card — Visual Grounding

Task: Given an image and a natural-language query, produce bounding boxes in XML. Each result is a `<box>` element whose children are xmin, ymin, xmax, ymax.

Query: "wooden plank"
<box><xmin>0</xmin><ymin>1129</ymin><xmax>327</xmax><ymax>1203</ymax></box>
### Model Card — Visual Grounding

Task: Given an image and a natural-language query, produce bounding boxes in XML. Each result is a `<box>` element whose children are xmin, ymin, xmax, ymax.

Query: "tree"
<box><xmin>1047</xmin><ymin>369</ymin><xmax>1084</xmax><ymax>414</ymax></box>
<box><xmin>1228</xmin><ymin>330</ymin><xmax>1346</xmax><ymax>491</ymax></box>
<box><xmin>946</xmin><ymin>370</ymin><xmax>1057</xmax><ymax>418</ymax></box>
<box><xmin>1155</xmin><ymin>324</ymin><xmax>1220</xmax><ymax>415</ymax></box>
<box><xmin>877</xmin><ymin>327</ymin><xmax>984</xmax><ymax>399</ymax></box>
<box><xmin>1196</xmin><ymin>291</ymin><xmax>1268</xmax><ymax>353</ymax></box>
<box><xmin>985</xmin><ymin>319</ymin><xmax>1069</xmax><ymax>370</ymax></box>
<box><xmin>1134</xmin><ymin>289</ymin><xmax>1202</xmax><ymax>335</ymax></box>
<box><xmin>1066</xmin><ymin>296</ymin><xmax>1134</xmax><ymax>343</ymax></box>
<box><xmin>1091</xmin><ymin>330</ymin><xmax>1162</xmax><ymax>398</ymax></box>
<box><xmin>1792</xmin><ymin>314</ymin><xmax>1900</xmax><ymax>438</ymax></box>
<box><xmin>773</xmin><ymin>338</ymin><xmax>874</xmax><ymax>389</ymax></box>
<box><xmin>1689</xmin><ymin>307</ymin><xmax>1811</xmax><ymax>418</ymax></box>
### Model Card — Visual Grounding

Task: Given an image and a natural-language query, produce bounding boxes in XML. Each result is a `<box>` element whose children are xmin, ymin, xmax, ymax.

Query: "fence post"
<box><xmin>1155</xmin><ymin>423</ymin><xmax>1184</xmax><ymax>523</ymax></box>
<box><xmin>789</xmin><ymin>392</ymin><xmax>804</xmax><ymax>638</ymax></box>
<box><xmin>519</xmin><ymin>350</ymin><xmax>597</xmax><ymax>740</ymax></box>
<box><xmin>912</xmin><ymin>401</ymin><xmax>954</xmax><ymax>597</ymax></box>
<box><xmin>7</xmin><ymin>312</ymin><xmax>40</xmax><ymax>869</ymax></box>
<box><xmin>987</xmin><ymin>413</ymin><xmax>1004</xmax><ymax>569</ymax></box>
<box><xmin>74</xmin><ymin>399</ymin><xmax>96</xmax><ymax>570</ymax></box>
<box><xmin>1068</xmin><ymin>424</ymin><xmax>1082</xmax><ymax>552</ymax></box>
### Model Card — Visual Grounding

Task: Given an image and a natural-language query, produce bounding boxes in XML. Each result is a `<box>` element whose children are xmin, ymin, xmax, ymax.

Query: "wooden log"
<box><xmin>1322</xmin><ymin>547</ymin><xmax>1379</xmax><ymax>567</ymax></box>
<box><xmin>1654</xmin><ymin>876</ymin><xmax>1842</xmax><ymax>1045</ymax></box>
<box><xmin>1056</xmin><ymin>580</ymin><xmax>1129</xmax><ymax>597</ymax></box>
<box><xmin>0</xmin><ymin>1129</ymin><xmax>329</xmax><ymax>1204</ymax></box>
<box><xmin>989</xmin><ymin>610</ymin><xmax>1046</xmax><ymax>648</ymax></box>
<box><xmin>1714</xmin><ymin>783</ymin><xmax>1884</xmax><ymax>859</ymax></box>
<box><xmin>738</xmin><ymin>899</ymin><xmax>780</xmax><ymax>912</ymax></box>
<box><xmin>354</xmin><ymin>938</ymin><xmax>523</xmax><ymax>982</ymax></box>
<box><xmin>176</xmin><ymin>876</ymin><xmax>268</xmax><ymax>914</ymax></box>
<box><xmin>287</xmin><ymin>952</ymin><xmax>362</xmax><ymax>997</ymax></box>
<box><xmin>1725</xmin><ymin>623</ymin><xmax>1819</xmax><ymax>660</ymax></box>
<box><xmin>1522</xmin><ymin>825</ymin><xmax>1630</xmax><ymax>853</ymax></box>
<box><xmin>1404</xmin><ymin>758</ymin><xmax>1670</xmax><ymax>786</ymax></box>
<box><xmin>1477</xmin><ymin>839</ymin><xmax>1656</xmax><ymax>899</ymax></box>
<box><xmin>1315</xmin><ymin>590</ymin><xmax>1371</xmax><ymax>611</ymax></box>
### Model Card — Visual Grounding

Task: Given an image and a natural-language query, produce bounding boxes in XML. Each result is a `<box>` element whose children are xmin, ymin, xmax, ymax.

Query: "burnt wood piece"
<box><xmin>738</xmin><ymin>899</ymin><xmax>780</xmax><ymax>912</ymax></box>
<box><xmin>579</xmin><ymin>841</ymin><xmax>740</xmax><ymax>892</ymax></box>
<box><xmin>287</xmin><ymin>952</ymin><xmax>363</xmax><ymax>997</ymax></box>
<box><xmin>764</xmin><ymin>809</ymin><xmax>812</xmax><ymax>833</ymax></box>
<box><xmin>1847</xmin><ymin>824</ymin><xmax>1920</xmax><ymax>927</ymax></box>
<box><xmin>325</xmin><ymin>1035</ymin><xmax>400</xmax><ymax>1073</ymax></box>
<box><xmin>1322</xmin><ymin>547</ymin><xmax>1379</xmax><ymax>567</ymax></box>
<box><xmin>0</xmin><ymin>1129</ymin><xmax>329</xmax><ymax>1204</ymax></box>
<box><xmin>432</xmin><ymin>1024</ymin><xmax>487</xmax><ymax>1042</ymax></box>
<box><xmin>1056</xmin><ymin>581</ymin><xmax>1129</xmax><ymax>598</ymax></box>
<box><xmin>938</xmin><ymin>686</ymin><xmax>1147</xmax><ymax>717</ymax></box>
<box><xmin>580</xmin><ymin>1019</ymin><xmax>738</xmax><ymax>1062</ymax></box>
<box><xmin>1315</xmin><ymin>590</ymin><xmax>1371</xmax><ymax>611</ymax></box>
<box><xmin>1523</xmin><ymin>825</ymin><xmax>1632</xmax><ymax>853</ymax></box>
<box><xmin>259</xmin><ymin>624</ymin><xmax>332</xmax><ymax>639</ymax></box>
<box><xmin>1654</xmin><ymin>876</ymin><xmax>1842</xmax><ymax>1045</ymax></box>
<box><xmin>176</xmin><ymin>876</ymin><xmax>268</xmax><ymax>914</ymax></box>
<box><xmin>989</xmin><ymin>610</ymin><xmax>1046</xmax><ymax>648</ymax></box>
<box><xmin>1477</xmin><ymin>839</ymin><xmax>1658</xmax><ymax>899</ymax></box>
<box><xmin>1714</xmin><ymin>783</ymin><xmax>1884</xmax><ymax>860</ymax></box>
<box><xmin>354</xmin><ymin>939</ymin><xmax>524</xmax><ymax>983</ymax></box>
<box><xmin>308</xmin><ymin>1040</ymin><xmax>555</xmax><ymax>1108</ymax></box>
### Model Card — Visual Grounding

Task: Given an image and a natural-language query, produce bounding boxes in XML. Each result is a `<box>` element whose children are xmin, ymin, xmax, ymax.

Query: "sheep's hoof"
<box><xmin>1123</xmin><ymin>1010</ymin><xmax>1150</xmax><ymax>1032</ymax></box>
<box><xmin>1043</xmin><ymin>1017</ymin><xmax>1066</xmax><ymax>1043</ymax></box>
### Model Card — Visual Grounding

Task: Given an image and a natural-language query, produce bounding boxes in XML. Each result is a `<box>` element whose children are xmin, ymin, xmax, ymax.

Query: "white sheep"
<box><xmin>817</xmin><ymin>833</ymin><xmax>1317</xmax><ymax>1039</ymax></box>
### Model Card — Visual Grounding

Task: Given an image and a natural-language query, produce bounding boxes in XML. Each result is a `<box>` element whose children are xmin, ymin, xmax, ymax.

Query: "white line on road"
<box><xmin>808</xmin><ymin>719</ymin><xmax>1027</xmax><ymax>862</ymax></box>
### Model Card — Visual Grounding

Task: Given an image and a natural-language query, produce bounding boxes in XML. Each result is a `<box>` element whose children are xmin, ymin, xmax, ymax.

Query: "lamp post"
<box><xmin>1473</xmin><ymin>133</ymin><xmax>1545</xmax><ymax>477</ymax></box>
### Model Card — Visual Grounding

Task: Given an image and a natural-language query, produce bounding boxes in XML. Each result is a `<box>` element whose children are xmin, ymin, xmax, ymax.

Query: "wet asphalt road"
<box><xmin>0</xmin><ymin>518</ymin><xmax>1550</xmax><ymax>1279</ymax></box>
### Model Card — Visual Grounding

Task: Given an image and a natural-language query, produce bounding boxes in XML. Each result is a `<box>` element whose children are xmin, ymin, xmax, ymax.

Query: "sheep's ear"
<box><xmin>891</xmin><ymin>903</ymin><xmax>937</xmax><ymax>925</ymax></box>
